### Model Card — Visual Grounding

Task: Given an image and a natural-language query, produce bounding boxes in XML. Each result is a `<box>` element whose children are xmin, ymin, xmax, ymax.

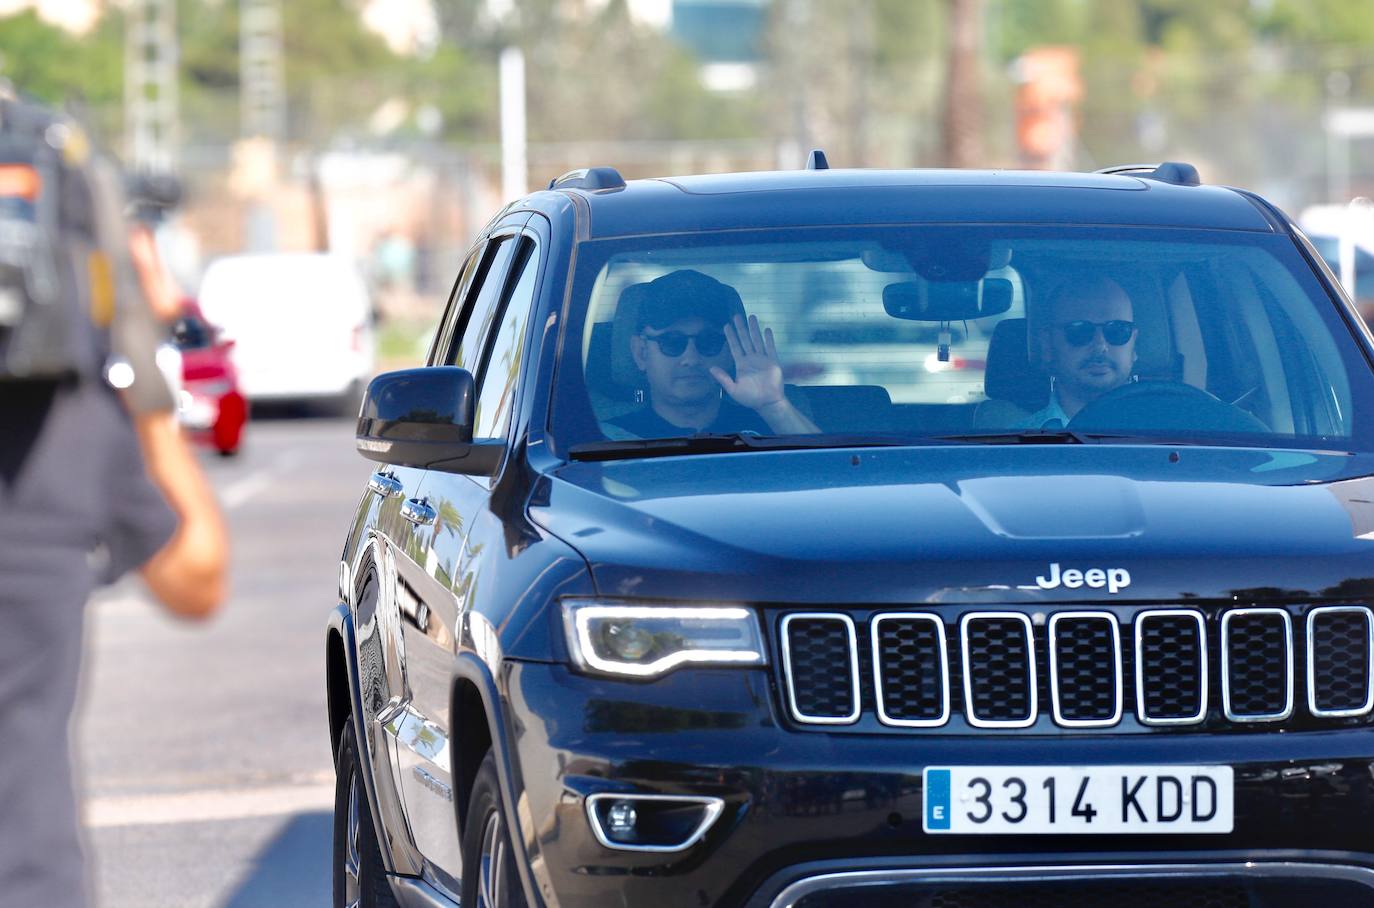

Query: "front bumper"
<box><xmin>503</xmin><ymin>662</ymin><xmax>1374</xmax><ymax>908</ymax></box>
<box><xmin>750</xmin><ymin>857</ymin><xmax>1374</xmax><ymax>907</ymax></box>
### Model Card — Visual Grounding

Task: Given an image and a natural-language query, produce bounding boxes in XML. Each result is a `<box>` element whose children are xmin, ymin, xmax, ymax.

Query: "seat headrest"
<box><xmin>799</xmin><ymin>384</ymin><xmax>893</xmax><ymax>433</ymax></box>
<box><xmin>984</xmin><ymin>318</ymin><xmax>1048</xmax><ymax>411</ymax></box>
<box><xmin>609</xmin><ymin>282</ymin><xmax>651</xmax><ymax>389</ymax></box>
<box><xmin>1130</xmin><ymin>293</ymin><xmax>1174</xmax><ymax>380</ymax></box>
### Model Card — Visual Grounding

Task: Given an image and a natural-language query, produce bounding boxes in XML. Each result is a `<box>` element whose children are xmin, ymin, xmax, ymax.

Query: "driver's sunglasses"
<box><xmin>643</xmin><ymin>329</ymin><xmax>728</xmax><ymax>357</ymax></box>
<box><xmin>1059</xmin><ymin>319</ymin><xmax>1136</xmax><ymax>347</ymax></box>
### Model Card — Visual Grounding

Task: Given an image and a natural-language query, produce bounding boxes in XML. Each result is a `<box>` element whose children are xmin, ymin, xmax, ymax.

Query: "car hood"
<box><xmin>532</xmin><ymin>445</ymin><xmax>1374</xmax><ymax>604</ymax></box>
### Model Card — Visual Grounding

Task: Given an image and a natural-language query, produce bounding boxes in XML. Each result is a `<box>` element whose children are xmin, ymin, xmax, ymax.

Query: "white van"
<box><xmin>197</xmin><ymin>253</ymin><xmax>375</xmax><ymax>411</ymax></box>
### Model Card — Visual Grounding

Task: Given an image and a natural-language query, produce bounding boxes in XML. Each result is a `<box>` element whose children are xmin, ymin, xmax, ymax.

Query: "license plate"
<box><xmin>923</xmin><ymin>765</ymin><xmax>1233</xmax><ymax>834</ymax></box>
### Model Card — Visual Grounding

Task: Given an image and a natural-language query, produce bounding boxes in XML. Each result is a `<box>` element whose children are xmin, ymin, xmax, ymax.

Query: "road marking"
<box><xmin>84</xmin><ymin>782</ymin><xmax>335</xmax><ymax>828</ymax></box>
<box><xmin>218</xmin><ymin>452</ymin><xmax>301</xmax><ymax>510</ymax></box>
<box><xmin>220</xmin><ymin>470</ymin><xmax>273</xmax><ymax>510</ymax></box>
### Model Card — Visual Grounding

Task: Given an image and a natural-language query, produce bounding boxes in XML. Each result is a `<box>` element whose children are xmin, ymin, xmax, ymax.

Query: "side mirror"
<box><xmin>882</xmin><ymin>277</ymin><xmax>1014</xmax><ymax>322</ymax></box>
<box><xmin>355</xmin><ymin>367</ymin><xmax>505</xmax><ymax>476</ymax></box>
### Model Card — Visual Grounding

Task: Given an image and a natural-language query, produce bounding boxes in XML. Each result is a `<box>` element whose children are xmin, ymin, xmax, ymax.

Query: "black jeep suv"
<box><xmin>325</xmin><ymin>160</ymin><xmax>1374</xmax><ymax>908</ymax></box>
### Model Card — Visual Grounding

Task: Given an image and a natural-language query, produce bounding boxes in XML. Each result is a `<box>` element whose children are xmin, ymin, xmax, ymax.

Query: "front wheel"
<box><xmin>460</xmin><ymin>751</ymin><xmax>528</xmax><ymax>908</ymax></box>
<box><xmin>332</xmin><ymin>717</ymin><xmax>399</xmax><ymax>908</ymax></box>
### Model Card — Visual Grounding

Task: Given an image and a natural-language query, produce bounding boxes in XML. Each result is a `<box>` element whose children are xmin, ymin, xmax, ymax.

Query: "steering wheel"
<box><xmin>1070</xmin><ymin>380</ymin><xmax>1269</xmax><ymax>434</ymax></box>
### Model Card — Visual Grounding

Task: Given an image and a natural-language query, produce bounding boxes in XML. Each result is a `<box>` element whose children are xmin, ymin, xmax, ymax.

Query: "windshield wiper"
<box><xmin>932</xmin><ymin>429</ymin><xmax>1094</xmax><ymax>445</ymax></box>
<box><xmin>933</xmin><ymin>430</ymin><xmax>1213</xmax><ymax>446</ymax></box>
<box><xmin>568</xmin><ymin>432</ymin><xmax>926</xmax><ymax>462</ymax></box>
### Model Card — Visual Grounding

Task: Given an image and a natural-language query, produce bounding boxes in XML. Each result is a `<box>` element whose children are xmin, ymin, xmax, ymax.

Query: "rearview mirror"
<box><xmin>882</xmin><ymin>277</ymin><xmax>1014</xmax><ymax>322</ymax></box>
<box><xmin>355</xmin><ymin>367</ymin><xmax>504</xmax><ymax>475</ymax></box>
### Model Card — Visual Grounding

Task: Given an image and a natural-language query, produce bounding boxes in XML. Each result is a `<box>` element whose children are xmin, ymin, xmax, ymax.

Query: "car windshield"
<box><xmin>1307</xmin><ymin>234</ymin><xmax>1374</xmax><ymax>299</ymax></box>
<box><xmin>550</xmin><ymin>224</ymin><xmax>1374</xmax><ymax>453</ymax></box>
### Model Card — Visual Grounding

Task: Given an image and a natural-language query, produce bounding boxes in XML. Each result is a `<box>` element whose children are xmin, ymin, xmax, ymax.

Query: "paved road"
<box><xmin>78</xmin><ymin>416</ymin><xmax>365</xmax><ymax>907</ymax></box>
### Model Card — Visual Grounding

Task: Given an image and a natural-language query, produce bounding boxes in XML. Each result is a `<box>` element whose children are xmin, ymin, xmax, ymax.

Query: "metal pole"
<box><xmin>241</xmin><ymin>0</ymin><xmax>285</xmax><ymax>142</ymax></box>
<box><xmin>1326</xmin><ymin>72</ymin><xmax>1352</xmax><ymax>205</ymax></box>
<box><xmin>125</xmin><ymin>0</ymin><xmax>178</xmax><ymax>172</ymax></box>
<box><xmin>500</xmin><ymin>46</ymin><xmax>527</xmax><ymax>203</ymax></box>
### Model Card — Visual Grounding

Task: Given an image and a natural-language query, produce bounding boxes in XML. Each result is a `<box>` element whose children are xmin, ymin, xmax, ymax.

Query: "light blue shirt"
<box><xmin>1019</xmin><ymin>391</ymin><xmax>1070</xmax><ymax>429</ymax></box>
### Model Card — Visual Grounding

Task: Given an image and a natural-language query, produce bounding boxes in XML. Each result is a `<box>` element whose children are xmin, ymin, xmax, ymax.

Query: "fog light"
<box><xmin>587</xmin><ymin>793</ymin><xmax>726</xmax><ymax>853</ymax></box>
<box><xmin>606</xmin><ymin>800</ymin><xmax>638</xmax><ymax>837</ymax></box>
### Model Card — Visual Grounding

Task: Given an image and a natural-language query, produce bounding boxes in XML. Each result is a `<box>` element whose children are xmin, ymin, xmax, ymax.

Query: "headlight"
<box><xmin>562</xmin><ymin>600</ymin><xmax>767</xmax><ymax>679</ymax></box>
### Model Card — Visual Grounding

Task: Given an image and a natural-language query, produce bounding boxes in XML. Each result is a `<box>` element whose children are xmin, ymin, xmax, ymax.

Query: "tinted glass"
<box><xmin>1307</xmin><ymin>234</ymin><xmax>1374</xmax><ymax>299</ymax></box>
<box><xmin>551</xmin><ymin>225</ymin><xmax>1374</xmax><ymax>450</ymax></box>
<box><xmin>474</xmin><ymin>241</ymin><xmax>538</xmax><ymax>440</ymax></box>
<box><xmin>447</xmin><ymin>237</ymin><xmax>516</xmax><ymax>371</ymax></box>
<box><xmin>428</xmin><ymin>243</ymin><xmax>485</xmax><ymax>365</ymax></box>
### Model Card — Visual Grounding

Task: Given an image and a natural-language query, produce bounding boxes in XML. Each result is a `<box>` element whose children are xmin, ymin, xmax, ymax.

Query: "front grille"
<box><xmin>923</xmin><ymin>882</ymin><xmax>1249</xmax><ymax>908</ymax></box>
<box><xmin>1308</xmin><ymin>606</ymin><xmax>1374</xmax><ymax>717</ymax></box>
<box><xmin>1135</xmin><ymin>610</ymin><xmax>1207</xmax><ymax>725</ymax></box>
<box><xmin>794</xmin><ymin>881</ymin><xmax>1256</xmax><ymax>908</ymax></box>
<box><xmin>778</xmin><ymin>604</ymin><xmax>1374</xmax><ymax>731</ymax></box>
<box><xmin>781</xmin><ymin>613</ymin><xmax>859</xmax><ymax>724</ymax></box>
<box><xmin>1049</xmin><ymin>612</ymin><xmax>1121</xmax><ymax>726</ymax></box>
<box><xmin>960</xmin><ymin>613</ymin><xmax>1036</xmax><ymax>727</ymax></box>
<box><xmin>788</xmin><ymin>875</ymin><xmax>1374</xmax><ymax>908</ymax></box>
<box><xmin>1222</xmin><ymin>608</ymin><xmax>1291</xmax><ymax>721</ymax></box>
<box><xmin>871</xmin><ymin>614</ymin><xmax>948</xmax><ymax>726</ymax></box>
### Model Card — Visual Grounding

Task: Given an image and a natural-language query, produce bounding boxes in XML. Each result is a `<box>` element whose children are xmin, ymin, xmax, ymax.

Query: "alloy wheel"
<box><xmin>477</xmin><ymin>808</ymin><xmax>509</xmax><ymax>908</ymax></box>
<box><xmin>343</xmin><ymin>767</ymin><xmax>363</xmax><ymax>908</ymax></box>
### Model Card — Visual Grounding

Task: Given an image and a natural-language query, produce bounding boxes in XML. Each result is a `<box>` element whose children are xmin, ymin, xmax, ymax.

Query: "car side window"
<box><xmin>474</xmin><ymin>239</ymin><xmax>539</xmax><ymax>440</ymax></box>
<box><xmin>427</xmin><ymin>242</ymin><xmax>486</xmax><ymax>366</ymax></box>
<box><xmin>446</xmin><ymin>236</ymin><xmax>518</xmax><ymax>370</ymax></box>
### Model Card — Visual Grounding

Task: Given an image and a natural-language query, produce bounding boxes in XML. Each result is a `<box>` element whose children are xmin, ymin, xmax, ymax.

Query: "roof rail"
<box><xmin>548</xmin><ymin>166</ymin><xmax>626</xmax><ymax>192</ymax></box>
<box><xmin>806</xmin><ymin>149</ymin><xmax>830</xmax><ymax>170</ymax></box>
<box><xmin>1095</xmin><ymin>161</ymin><xmax>1200</xmax><ymax>187</ymax></box>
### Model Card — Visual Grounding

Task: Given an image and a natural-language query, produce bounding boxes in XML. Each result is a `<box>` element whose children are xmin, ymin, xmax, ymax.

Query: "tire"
<box><xmin>332</xmin><ymin>717</ymin><xmax>400</xmax><ymax>908</ymax></box>
<box><xmin>460</xmin><ymin>751</ymin><xmax>529</xmax><ymax>908</ymax></box>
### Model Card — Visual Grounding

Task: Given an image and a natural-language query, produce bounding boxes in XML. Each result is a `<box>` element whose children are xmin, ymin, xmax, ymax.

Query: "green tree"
<box><xmin>760</xmin><ymin>0</ymin><xmax>947</xmax><ymax>167</ymax></box>
<box><xmin>431</xmin><ymin>0</ymin><xmax>759</xmax><ymax>146</ymax></box>
<box><xmin>0</xmin><ymin>11</ymin><xmax>123</xmax><ymax>141</ymax></box>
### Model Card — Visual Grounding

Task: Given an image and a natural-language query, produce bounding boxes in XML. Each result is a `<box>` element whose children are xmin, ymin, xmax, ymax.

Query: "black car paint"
<box><xmin>532</xmin><ymin>446</ymin><xmax>1374</xmax><ymax>608</ymax></box>
<box><xmin>325</xmin><ymin>171</ymin><xmax>1374</xmax><ymax>907</ymax></box>
<box><xmin>502</xmin><ymin>661</ymin><xmax>1374</xmax><ymax>907</ymax></box>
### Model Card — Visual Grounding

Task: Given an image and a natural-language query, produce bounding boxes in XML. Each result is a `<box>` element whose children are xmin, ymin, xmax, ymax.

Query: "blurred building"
<box><xmin>0</xmin><ymin>0</ymin><xmax>100</xmax><ymax>33</ymax></box>
<box><xmin>362</xmin><ymin>0</ymin><xmax>439</xmax><ymax>56</ymax></box>
<box><xmin>667</xmin><ymin>0</ymin><xmax>768</xmax><ymax>92</ymax></box>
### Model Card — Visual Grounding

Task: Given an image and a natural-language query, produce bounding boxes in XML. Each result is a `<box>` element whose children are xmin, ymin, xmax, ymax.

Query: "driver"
<box><xmin>609</xmin><ymin>269</ymin><xmax>819</xmax><ymax>437</ymax></box>
<box><xmin>1023</xmin><ymin>275</ymin><xmax>1138</xmax><ymax>428</ymax></box>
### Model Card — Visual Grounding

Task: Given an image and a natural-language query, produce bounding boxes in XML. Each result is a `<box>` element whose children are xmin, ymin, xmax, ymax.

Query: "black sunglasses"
<box><xmin>643</xmin><ymin>329</ymin><xmax>728</xmax><ymax>357</ymax></box>
<box><xmin>1059</xmin><ymin>319</ymin><xmax>1136</xmax><ymax>347</ymax></box>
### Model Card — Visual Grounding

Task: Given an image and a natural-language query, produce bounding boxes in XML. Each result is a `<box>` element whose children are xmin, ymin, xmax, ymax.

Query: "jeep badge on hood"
<box><xmin>1033</xmin><ymin>562</ymin><xmax>1132</xmax><ymax>594</ymax></box>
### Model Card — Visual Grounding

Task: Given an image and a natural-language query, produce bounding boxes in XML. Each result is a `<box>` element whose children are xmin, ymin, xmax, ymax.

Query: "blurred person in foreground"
<box><xmin>0</xmin><ymin>93</ymin><xmax>227</xmax><ymax>907</ymax></box>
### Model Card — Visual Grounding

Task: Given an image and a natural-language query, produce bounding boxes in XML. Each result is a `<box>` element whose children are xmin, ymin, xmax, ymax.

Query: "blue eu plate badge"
<box><xmin>924</xmin><ymin>768</ymin><xmax>952</xmax><ymax>831</ymax></box>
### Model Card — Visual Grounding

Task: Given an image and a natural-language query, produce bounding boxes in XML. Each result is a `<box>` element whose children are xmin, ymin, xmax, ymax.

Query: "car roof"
<box><xmin>537</xmin><ymin>168</ymin><xmax>1278</xmax><ymax>239</ymax></box>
